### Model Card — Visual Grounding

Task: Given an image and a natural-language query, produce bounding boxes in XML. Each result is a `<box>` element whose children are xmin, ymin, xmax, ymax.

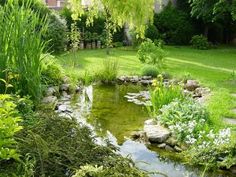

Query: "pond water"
<box><xmin>69</xmin><ymin>84</ymin><xmax>234</xmax><ymax>177</ymax></box>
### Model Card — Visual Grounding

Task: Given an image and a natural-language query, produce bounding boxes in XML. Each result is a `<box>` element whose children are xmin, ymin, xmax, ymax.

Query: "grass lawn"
<box><xmin>58</xmin><ymin>46</ymin><xmax>236</xmax><ymax>125</ymax></box>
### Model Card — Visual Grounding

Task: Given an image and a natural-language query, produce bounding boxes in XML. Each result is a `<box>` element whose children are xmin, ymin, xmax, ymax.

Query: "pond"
<box><xmin>67</xmin><ymin>84</ymin><xmax>234</xmax><ymax>177</ymax></box>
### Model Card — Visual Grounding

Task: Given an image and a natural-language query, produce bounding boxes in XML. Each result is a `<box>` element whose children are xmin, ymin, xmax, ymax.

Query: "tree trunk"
<box><xmin>204</xmin><ymin>25</ymin><xmax>209</xmax><ymax>38</ymax></box>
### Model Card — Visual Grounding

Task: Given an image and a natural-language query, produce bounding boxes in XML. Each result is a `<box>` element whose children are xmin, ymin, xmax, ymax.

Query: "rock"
<box><xmin>184</xmin><ymin>80</ymin><xmax>200</xmax><ymax>91</ymax></box>
<box><xmin>46</xmin><ymin>87</ymin><xmax>57</xmax><ymax>96</ymax></box>
<box><xmin>166</xmin><ymin>137</ymin><xmax>178</xmax><ymax>146</ymax></box>
<box><xmin>142</xmin><ymin>76</ymin><xmax>152</xmax><ymax>80</ymax></box>
<box><xmin>165</xmin><ymin>145</ymin><xmax>175</xmax><ymax>152</ymax></box>
<box><xmin>62</xmin><ymin>76</ymin><xmax>70</xmax><ymax>83</ymax></box>
<box><xmin>42</xmin><ymin>96</ymin><xmax>57</xmax><ymax>104</ymax></box>
<box><xmin>223</xmin><ymin>118</ymin><xmax>236</xmax><ymax>125</ymax></box>
<box><xmin>229</xmin><ymin>165</ymin><xmax>236</xmax><ymax>174</ymax></box>
<box><xmin>118</xmin><ymin>76</ymin><xmax>126</xmax><ymax>82</ymax></box>
<box><xmin>144</xmin><ymin>124</ymin><xmax>171</xmax><ymax>143</ymax></box>
<box><xmin>194</xmin><ymin>87</ymin><xmax>211</xmax><ymax>97</ymax></box>
<box><xmin>41</xmin><ymin>96</ymin><xmax>58</xmax><ymax>109</ymax></box>
<box><xmin>140</xmin><ymin>80</ymin><xmax>153</xmax><ymax>85</ymax></box>
<box><xmin>58</xmin><ymin>104</ymin><xmax>67</xmax><ymax>112</ymax></box>
<box><xmin>157</xmin><ymin>143</ymin><xmax>166</xmax><ymax>149</ymax></box>
<box><xmin>174</xmin><ymin>146</ymin><xmax>182</xmax><ymax>152</ymax></box>
<box><xmin>144</xmin><ymin>119</ymin><xmax>157</xmax><ymax>125</ymax></box>
<box><xmin>75</xmin><ymin>86</ymin><xmax>82</xmax><ymax>93</ymax></box>
<box><xmin>60</xmin><ymin>84</ymin><xmax>70</xmax><ymax>92</ymax></box>
<box><xmin>130</xmin><ymin>76</ymin><xmax>139</xmax><ymax>83</ymax></box>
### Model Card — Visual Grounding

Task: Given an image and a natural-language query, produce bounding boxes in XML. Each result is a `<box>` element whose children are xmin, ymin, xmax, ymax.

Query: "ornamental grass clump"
<box><xmin>0</xmin><ymin>0</ymin><xmax>48</xmax><ymax>102</ymax></box>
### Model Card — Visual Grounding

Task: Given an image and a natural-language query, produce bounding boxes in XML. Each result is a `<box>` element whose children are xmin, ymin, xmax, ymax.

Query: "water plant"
<box><xmin>149</xmin><ymin>75</ymin><xmax>184</xmax><ymax>115</ymax></box>
<box><xmin>96</xmin><ymin>59</ymin><xmax>119</xmax><ymax>83</ymax></box>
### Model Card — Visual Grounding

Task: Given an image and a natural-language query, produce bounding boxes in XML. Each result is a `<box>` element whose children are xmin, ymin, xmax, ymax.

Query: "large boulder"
<box><xmin>144</xmin><ymin>124</ymin><xmax>171</xmax><ymax>143</ymax></box>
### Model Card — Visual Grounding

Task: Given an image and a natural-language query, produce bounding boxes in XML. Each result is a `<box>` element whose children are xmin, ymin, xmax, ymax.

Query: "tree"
<box><xmin>67</xmin><ymin>0</ymin><xmax>155</xmax><ymax>38</ymax></box>
<box><xmin>189</xmin><ymin>0</ymin><xmax>236</xmax><ymax>37</ymax></box>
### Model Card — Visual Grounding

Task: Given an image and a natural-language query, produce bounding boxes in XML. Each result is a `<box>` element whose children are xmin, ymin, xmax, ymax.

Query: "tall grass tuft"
<box><xmin>97</xmin><ymin>59</ymin><xmax>119</xmax><ymax>83</ymax></box>
<box><xmin>0</xmin><ymin>0</ymin><xmax>48</xmax><ymax>102</ymax></box>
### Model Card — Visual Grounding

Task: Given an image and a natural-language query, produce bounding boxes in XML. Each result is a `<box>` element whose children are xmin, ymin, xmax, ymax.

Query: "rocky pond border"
<box><xmin>40</xmin><ymin>75</ymin><xmax>236</xmax><ymax>175</ymax></box>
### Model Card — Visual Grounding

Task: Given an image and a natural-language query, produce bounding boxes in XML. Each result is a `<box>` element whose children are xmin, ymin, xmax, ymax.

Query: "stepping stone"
<box><xmin>223</xmin><ymin>118</ymin><xmax>236</xmax><ymax>125</ymax></box>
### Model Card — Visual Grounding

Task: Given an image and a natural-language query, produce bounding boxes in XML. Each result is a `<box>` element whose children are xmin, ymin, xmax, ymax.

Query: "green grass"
<box><xmin>58</xmin><ymin>46</ymin><xmax>236</xmax><ymax>123</ymax></box>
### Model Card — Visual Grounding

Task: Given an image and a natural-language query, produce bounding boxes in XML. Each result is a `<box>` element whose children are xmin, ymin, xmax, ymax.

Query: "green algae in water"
<box><xmin>87</xmin><ymin>84</ymin><xmax>149</xmax><ymax>144</ymax></box>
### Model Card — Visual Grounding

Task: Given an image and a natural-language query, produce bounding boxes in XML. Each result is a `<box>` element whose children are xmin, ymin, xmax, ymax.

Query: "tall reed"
<box><xmin>0</xmin><ymin>0</ymin><xmax>48</xmax><ymax>102</ymax></box>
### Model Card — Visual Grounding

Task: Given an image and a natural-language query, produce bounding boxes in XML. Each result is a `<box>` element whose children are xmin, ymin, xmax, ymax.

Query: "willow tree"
<box><xmin>68</xmin><ymin>0</ymin><xmax>155</xmax><ymax>52</ymax></box>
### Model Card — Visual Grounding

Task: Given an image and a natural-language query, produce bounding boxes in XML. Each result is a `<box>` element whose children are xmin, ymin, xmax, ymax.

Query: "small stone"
<box><xmin>60</xmin><ymin>84</ymin><xmax>70</xmax><ymax>92</ymax></box>
<box><xmin>46</xmin><ymin>87</ymin><xmax>57</xmax><ymax>96</ymax></box>
<box><xmin>144</xmin><ymin>124</ymin><xmax>171</xmax><ymax>143</ymax></box>
<box><xmin>223</xmin><ymin>118</ymin><xmax>236</xmax><ymax>125</ymax></box>
<box><xmin>58</xmin><ymin>104</ymin><xmax>67</xmax><ymax>112</ymax></box>
<box><xmin>41</xmin><ymin>96</ymin><xmax>58</xmax><ymax>109</ymax></box>
<box><xmin>140</xmin><ymin>80</ymin><xmax>153</xmax><ymax>85</ymax></box>
<box><xmin>142</xmin><ymin>76</ymin><xmax>152</xmax><ymax>80</ymax></box>
<box><xmin>229</xmin><ymin>165</ymin><xmax>236</xmax><ymax>174</ymax></box>
<box><xmin>184</xmin><ymin>80</ymin><xmax>200</xmax><ymax>91</ymax></box>
<box><xmin>174</xmin><ymin>146</ymin><xmax>182</xmax><ymax>152</ymax></box>
<box><xmin>144</xmin><ymin>119</ymin><xmax>157</xmax><ymax>125</ymax></box>
<box><xmin>194</xmin><ymin>87</ymin><xmax>211</xmax><ymax>97</ymax></box>
<box><xmin>165</xmin><ymin>145</ymin><xmax>175</xmax><ymax>152</ymax></box>
<box><xmin>157</xmin><ymin>143</ymin><xmax>166</xmax><ymax>149</ymax></box>
<box><xmin>166</xmin><ymin>137</ymin><xmax>178</xmax><ymax>146</ymax></box>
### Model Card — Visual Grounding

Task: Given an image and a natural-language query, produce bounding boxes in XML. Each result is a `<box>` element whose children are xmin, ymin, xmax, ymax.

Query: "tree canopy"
<box><xmin>67</xmin><ymin>0</ymin><xmax>155</xmax><ymax>38</ymax></box>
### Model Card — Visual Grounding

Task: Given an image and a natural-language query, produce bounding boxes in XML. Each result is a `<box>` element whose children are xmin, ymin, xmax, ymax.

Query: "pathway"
<box><xmin>223</xmin><ymin>93</ymin><xmax>236</xmax><ymax>125</ymax></box>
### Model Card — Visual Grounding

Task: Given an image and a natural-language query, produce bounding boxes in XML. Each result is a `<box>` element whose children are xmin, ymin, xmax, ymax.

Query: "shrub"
<box><xmin>149</xmin><ymin>76</ymin><xmax>184</xmax><ymax>115</ymax></box>
<box><xmin>0</xmin><ymin>0</ymin><xmax>47</xmax><ymax>102</ymax></box>
<box><xmin>96</xmin><ymin>59</ymin><xmax>119</xmax><ymax>83</ymax></box>
<box><xmin>44</xmin><ymin>12</ymin><xmax>68</xmax><ymax>53</ymax></box>
<box><xmin>41</xmin><ymin>54</ymin><xmax>65</xmax><ymax>86</ymax></box>
<box><xmin>0</xmin><ymin>95</ymin><xmax>22</xmax><ymax>161</ymax></box>
<box><xmin>141</xmin><ymin>65</ymin><xmax>159</xmax><ymax>77</ymax></box>
<box><xmin>191</xmin><ymin>35</ymin><xmax>209</xmax><ymax>50</ymax></box>
<box><xmin>154</xmin><ymin>3</ymin><xmax>195</xmax><ymax>45</ymax></box>
<box><xmin>137</xmin><ymin>40</ymin><xmax>166</xmax><ymax>68</ymax></box>
<box><xmin>158</xmin><ymin>98</ymin><xmax>209</xmax><ymax>143</ymax></box>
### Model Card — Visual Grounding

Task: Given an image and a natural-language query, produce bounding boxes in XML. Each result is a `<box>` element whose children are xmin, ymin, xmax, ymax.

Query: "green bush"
<box><xmin>0</xmin><ymin>95</ymin><xmax>22</xmax><ymax>161</ymax></box>
<box><xmin>149</xmin><ymin>76</ymin><xmax>184</xmax><ymax>115</ymax></box>
<box><xmin>0</xmin><ymin>0</ymin><xmax>47</xmax><ymax>102</ymax></box>
<box><xmin>154</xmin><ymin>3</ymin><xmax>195</xmax><ymax>45</ymax></box>
<box><xmin>138</xmin><ymin>40</ymin><xmax>166</xmax><ymax>68</ymax></box>
<box><xmin>159</xmin><ymin>98</ymin><xmax>209</xmax><ymax>143</ymax></box>
<box><xmin>41</xmin><ymin>54</ymin><xmax>65</xmax><ymax>86</ymax></box>
<box><xmin>44</xmin><ymin>12</ymin><xmax>68</xmax><ymax>53</ymax></box>
<box><xmin>96</xmin><ymin>59</ymin><xmax>119</xmax><ymax>83</ymax></box>
<box><xmin>191</xmin><ymin>35</ymin><xmax>209</xmax><ymax>50</ymax></box>
<box><xmin>141</xmin><ymin>65</ymin><xmax>159</xmax><ymax>77</ymax></box>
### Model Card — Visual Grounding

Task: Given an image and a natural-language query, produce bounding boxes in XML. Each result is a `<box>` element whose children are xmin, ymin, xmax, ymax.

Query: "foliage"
<box><xmin>138</xmin><ymin>40</ymin><xmax>166</xmax><ymax>67</ymax></box>
<box><xmin>0</xmin><ymin>0</ymin><xmax>48</xmax><ymax>102</ymax></box>
<box><xmin>145</xmin><ymin>25</ymin><xmax>160</xmax><ymax>42</ymax></box>
<box><xmin>41</xmin><ymin>54</ymin><xmax>65</xmax><ymax>86</ymax></box>
<box><xmin>191</xmin><ymin>35</ymin><xmax>209</xmax><ymax>50</ymax></box>
<box><xmin>149</xmin><ymin>76</ymin><xmax>184</xmax><ymax>115</ymax></box>
<box><xmin>70</xmin><ymin>21</ymin><xmax>80</xmax><ymax>51</ymax></box>
<box><xmin>184</xmin><ymin>128</ymin><xmax>235</xmax><ymax>169</ymax></box>
<box><xmin>14</xmin><ymin>111</ymin><xmax>148</xmax><ymax>177</ymax></box>
<box><xmin>73</xmin><ymin>158</ymin><xmax>148</xmax><ymax>177</ymax></box>
<box><xmin>141</xmin><ymin>65</ymin><xmax>159</xmax><ymax>77</ymax></box>
<box><xmin>0</xmin><ymin>95</ymin><xmax>22</xmax><ymax>161</ymax></box>
<box><xmin>158</xmin><ymin>98</ymin><xmax>209</xmax><ymax>144</ymax></box>
<box><xmin>96</xmin><ymin>59</ymin><xmax>119</xmax><ymax>83</ymax></box>
<box><xmin>44</xmin><ymin>11</ymin><xmax>68</xmax><ymax>53</ymax></box>
<box><xmin>67</xmin><ymin>0</ymin><xmax>155</xmax><ymax>38</ymax></box>
<box><xmin>154</xmin><ymin>3</ymin><xmax>195</xmax><ymax>45</ymax></box>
